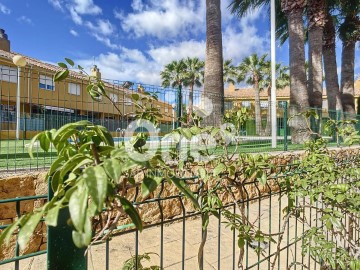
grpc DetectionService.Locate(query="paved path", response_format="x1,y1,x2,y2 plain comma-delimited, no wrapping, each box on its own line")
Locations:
1,195,321,270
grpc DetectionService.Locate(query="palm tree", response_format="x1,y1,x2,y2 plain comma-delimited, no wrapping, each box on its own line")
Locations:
323,5,343,114
307,0,326,110
261,62,290,135
204,0,224,126
223,59,238,84
238,54,268,135
339,1,360,116
281,0,311,143
183,57,204,122
160,60,187,124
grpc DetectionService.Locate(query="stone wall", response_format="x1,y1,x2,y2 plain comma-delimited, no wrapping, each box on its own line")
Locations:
0,171,48,261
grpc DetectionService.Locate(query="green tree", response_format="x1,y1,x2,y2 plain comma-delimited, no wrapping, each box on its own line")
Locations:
223,59,238,84
237,53,268,135
204,0,224,126
183,57,204,122
160,60,187,122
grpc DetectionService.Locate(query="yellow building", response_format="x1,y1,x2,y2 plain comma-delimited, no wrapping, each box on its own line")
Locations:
225,82,360,113
0,29,172,139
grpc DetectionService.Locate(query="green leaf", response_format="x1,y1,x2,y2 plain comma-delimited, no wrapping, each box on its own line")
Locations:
57,62,68,69
169,177,199,209
119,197,143,231
72,216,92,248
213,163,226,176
54,69,69,82
18,211,43,250
131,93,139,101
198,167,207,180
39,133,50,152
45,198,65,227
28,132,43,158
259,172,267,185
141,176,163,198
84,166,108,211
69,183,88,232
180,128,192,140
65,58,75,67
0,218,23,245
103,159,122,183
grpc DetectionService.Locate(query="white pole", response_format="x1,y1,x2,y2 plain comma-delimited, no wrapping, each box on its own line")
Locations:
271,0,277,148
16,66,21,140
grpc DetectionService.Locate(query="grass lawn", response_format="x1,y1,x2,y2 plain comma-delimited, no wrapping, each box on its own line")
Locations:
0,138,340,172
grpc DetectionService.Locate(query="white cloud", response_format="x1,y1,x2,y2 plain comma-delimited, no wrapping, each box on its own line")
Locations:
48,0,64,11
117,0,205,39
17,16,33,25
0,3,10,14
70,0,101,15
69,7,83,24
149,40,205,67
70,29,79,36
92,34,120,50
85,19,115,36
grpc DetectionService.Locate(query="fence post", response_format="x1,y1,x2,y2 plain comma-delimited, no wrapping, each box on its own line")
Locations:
177,85,182,128
283,102,288,151
47,178,87,270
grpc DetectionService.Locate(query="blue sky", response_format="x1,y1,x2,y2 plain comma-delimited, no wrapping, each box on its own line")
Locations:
0,0,358,86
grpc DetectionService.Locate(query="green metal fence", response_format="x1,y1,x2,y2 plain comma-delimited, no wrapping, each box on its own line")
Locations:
1,158,359,269
1,64,359,172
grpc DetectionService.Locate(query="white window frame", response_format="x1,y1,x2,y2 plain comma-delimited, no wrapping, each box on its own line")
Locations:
241,101,251,108
260,101,269,108
39,75,55,91
68,83,81,96
0,65,17,83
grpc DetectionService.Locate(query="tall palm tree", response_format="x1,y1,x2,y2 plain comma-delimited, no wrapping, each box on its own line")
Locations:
323,5,343,114
238,54,268,135
204,0,224,126
339,0,360,116
183,57,205,121
160,60,187,123
261,62,290,135
223,59,238,85
281,0,311,143
307,0,326,109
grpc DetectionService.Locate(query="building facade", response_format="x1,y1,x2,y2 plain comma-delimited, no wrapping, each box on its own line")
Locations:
0,29,173,139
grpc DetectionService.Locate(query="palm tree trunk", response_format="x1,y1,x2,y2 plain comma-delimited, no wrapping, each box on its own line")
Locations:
323,11,342,115
282,1,311,144
307,0,325,110
308,30,324,109
204,0,224,126
254,81,262,135
341,40,356,116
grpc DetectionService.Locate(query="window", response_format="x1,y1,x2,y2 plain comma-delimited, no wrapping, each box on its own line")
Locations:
39,75,54,91
125,98,132,106
241,101,251,108
0,65,17,83
225,101,233,110
260,101,269,108
68,83,81,96
165,108,169,113
278,101,288,108
109,93,118,103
